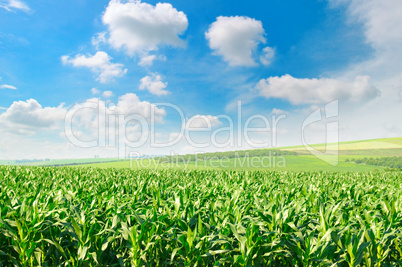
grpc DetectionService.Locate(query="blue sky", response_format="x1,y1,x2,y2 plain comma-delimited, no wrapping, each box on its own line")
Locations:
0,0,401,159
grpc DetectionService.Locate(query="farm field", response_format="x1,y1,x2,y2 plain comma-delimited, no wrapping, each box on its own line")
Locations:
0,166,401,266
1,138,398,172
75,138,402,172
77,155,388,172
3,0,402,265
281,137,402,154
1,158,124,167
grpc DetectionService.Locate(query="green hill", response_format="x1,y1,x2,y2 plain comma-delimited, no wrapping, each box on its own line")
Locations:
74,137,402,172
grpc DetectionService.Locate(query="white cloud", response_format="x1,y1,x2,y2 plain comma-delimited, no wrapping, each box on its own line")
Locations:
139,55,156,67
205,16,274,66
0,0,30,12
60,95,165,155
138,54,166,67
0,84,17,90
103,90,113,98
102,0,188,56
0,93,173,158
327,0,402,81
330,0,402,53
271,108,287,115
61,51,127,83
185,115,222,130
139,73,170,96
256,74,379,105
91,32,107,49
113,93,166,122
0,93,166,139
67,93,166,138
0,99,66,131
248,0,401,144
316,0,402,140
91,88,100,95
260,46,275,66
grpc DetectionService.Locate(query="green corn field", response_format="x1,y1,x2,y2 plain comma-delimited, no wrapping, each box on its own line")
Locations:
0,166,401,266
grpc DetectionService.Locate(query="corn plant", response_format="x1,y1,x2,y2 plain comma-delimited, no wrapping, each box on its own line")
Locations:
0,166,401,266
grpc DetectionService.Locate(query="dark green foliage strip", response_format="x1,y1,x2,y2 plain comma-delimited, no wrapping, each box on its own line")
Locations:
346,156,402,169
0,166,401,266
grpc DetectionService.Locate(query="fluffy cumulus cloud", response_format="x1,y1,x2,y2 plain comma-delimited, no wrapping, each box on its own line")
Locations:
0,0,30,12
139,73,170,96
205,16,274,66
102,0,188,56
0,93,166,140
185,115,221,130
0,99,66,135
66,93,166,137
256,74,379,105
0,84,17,90
102,90,113,98
112,93,166,122
61,51,127,83
257,0,402,143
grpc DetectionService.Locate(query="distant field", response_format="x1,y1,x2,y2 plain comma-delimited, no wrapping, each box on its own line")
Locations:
2,158,124,166
76,137,401,171
281,137,402,150
2,137,400,171
76,155,386,172
282,137,402,155
0,160,14,165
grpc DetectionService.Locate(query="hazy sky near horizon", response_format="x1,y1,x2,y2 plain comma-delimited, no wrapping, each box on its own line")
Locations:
0,0,401,159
